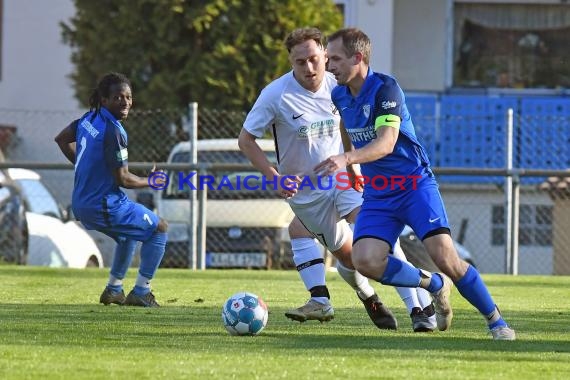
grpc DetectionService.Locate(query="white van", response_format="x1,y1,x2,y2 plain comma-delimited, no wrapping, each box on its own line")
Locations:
153,139,294,268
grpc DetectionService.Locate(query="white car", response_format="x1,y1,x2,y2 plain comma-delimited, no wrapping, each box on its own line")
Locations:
7,168,103,268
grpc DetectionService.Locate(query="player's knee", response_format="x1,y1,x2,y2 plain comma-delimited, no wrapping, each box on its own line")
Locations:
352,240,388,273
332,242,354,269
157,218,168,233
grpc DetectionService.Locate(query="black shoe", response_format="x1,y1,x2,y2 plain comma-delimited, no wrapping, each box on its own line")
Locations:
423,303,435,318
361,294,398,330
124,290,160,307
99,287,126,305
410,307,436,332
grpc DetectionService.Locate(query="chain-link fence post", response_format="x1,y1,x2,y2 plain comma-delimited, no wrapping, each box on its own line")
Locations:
187,102,198,269
505,108,520,275
197,165,207,270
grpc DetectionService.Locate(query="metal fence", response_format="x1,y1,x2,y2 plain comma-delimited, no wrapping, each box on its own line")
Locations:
0,97,569,275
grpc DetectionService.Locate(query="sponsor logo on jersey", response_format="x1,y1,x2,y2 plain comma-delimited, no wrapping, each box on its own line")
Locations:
297,119,337,139
382,100,397,109
80,119,99,138
347,125,376,142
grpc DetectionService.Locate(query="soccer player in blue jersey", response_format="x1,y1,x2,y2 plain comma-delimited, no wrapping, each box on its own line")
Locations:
55,72,168,307
316,28,516,340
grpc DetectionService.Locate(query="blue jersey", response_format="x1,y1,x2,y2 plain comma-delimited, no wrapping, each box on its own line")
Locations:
332,70,432,198
72,107,129,212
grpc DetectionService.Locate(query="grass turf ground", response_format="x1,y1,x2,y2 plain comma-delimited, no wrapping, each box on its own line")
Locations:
0,267,569,379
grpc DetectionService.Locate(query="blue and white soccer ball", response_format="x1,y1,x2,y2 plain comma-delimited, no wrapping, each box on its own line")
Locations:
222,292,268,336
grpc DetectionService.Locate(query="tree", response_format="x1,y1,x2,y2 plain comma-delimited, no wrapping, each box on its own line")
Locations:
61,0,341,161
61,0,343,111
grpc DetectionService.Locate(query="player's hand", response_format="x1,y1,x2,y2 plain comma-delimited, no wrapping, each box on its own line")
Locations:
149,163,167,186
277,174,301,199
346,164,364,192
314,154,348,176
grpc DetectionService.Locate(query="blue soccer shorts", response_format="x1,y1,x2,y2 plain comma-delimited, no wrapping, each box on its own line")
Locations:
354,176,449,249
76,199,160,243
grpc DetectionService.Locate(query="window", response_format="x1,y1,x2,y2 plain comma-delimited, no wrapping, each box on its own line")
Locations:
453,2,570,89
491,204,553,246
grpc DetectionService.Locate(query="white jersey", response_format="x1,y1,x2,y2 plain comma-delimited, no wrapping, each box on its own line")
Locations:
243,71,342,204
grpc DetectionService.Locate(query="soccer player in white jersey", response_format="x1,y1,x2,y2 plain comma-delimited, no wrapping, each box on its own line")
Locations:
238,27,436,331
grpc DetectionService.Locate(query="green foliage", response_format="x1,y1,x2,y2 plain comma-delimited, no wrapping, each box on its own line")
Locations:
61,0,343,111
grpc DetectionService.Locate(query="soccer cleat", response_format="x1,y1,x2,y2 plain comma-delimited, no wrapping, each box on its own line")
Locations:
361,294,398,330
430,273,453,331
284,299,334,323
99,287,126,306
490,325,516,341
124,290,160,307
410,307,435,332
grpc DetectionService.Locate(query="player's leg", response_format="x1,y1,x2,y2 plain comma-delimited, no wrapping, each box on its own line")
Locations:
350,204,452,331
337,189,397,329
100,236,137,305
410,180,515,340
332,227,397,330
285,216,334,322
392,239,436,332
125,216,168,307
423,233,515,340
104,200,168,307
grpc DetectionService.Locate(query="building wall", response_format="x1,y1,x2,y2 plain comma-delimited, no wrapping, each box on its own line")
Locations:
0,0,80,165
0,0,78,111
392,0,448,91
341,0,395,74
442,188,554,274
553,197,570,275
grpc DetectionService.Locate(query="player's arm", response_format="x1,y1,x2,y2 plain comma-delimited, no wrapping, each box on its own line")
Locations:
339,120,363,190
238,128,298,198
315,119,399,175
345,121,399,165
238,128,279,179
113,165,156,189
105,124,161,189
54,120,78,164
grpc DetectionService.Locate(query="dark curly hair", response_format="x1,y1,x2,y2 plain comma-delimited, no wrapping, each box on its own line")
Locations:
88,72,131,111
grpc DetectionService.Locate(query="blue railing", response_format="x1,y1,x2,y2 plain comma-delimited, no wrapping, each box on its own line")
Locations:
406,94,570,184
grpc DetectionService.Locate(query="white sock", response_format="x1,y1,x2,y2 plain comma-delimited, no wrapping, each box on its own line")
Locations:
135,274,151,290
336,261,375,301
416,287,433,309
108,275,122,287
292,238,329,305
393,239,421,313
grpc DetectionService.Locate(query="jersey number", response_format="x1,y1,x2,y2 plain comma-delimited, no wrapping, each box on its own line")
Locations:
143,213,154,225
75,136,87,170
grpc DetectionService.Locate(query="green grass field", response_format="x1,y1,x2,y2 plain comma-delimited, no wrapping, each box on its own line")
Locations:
1,267,569,379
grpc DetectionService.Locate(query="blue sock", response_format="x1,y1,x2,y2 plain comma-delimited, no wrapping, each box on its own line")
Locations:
138,232,167,282
426,273,443,293
107,284,123,293
380,255,422,287
455,265,506,328
109,238,138,283
133,285,150,296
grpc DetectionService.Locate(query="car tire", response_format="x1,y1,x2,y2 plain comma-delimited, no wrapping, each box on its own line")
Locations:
86,256,100,268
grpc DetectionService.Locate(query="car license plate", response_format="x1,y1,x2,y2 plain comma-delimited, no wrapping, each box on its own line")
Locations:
209,253,267,268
